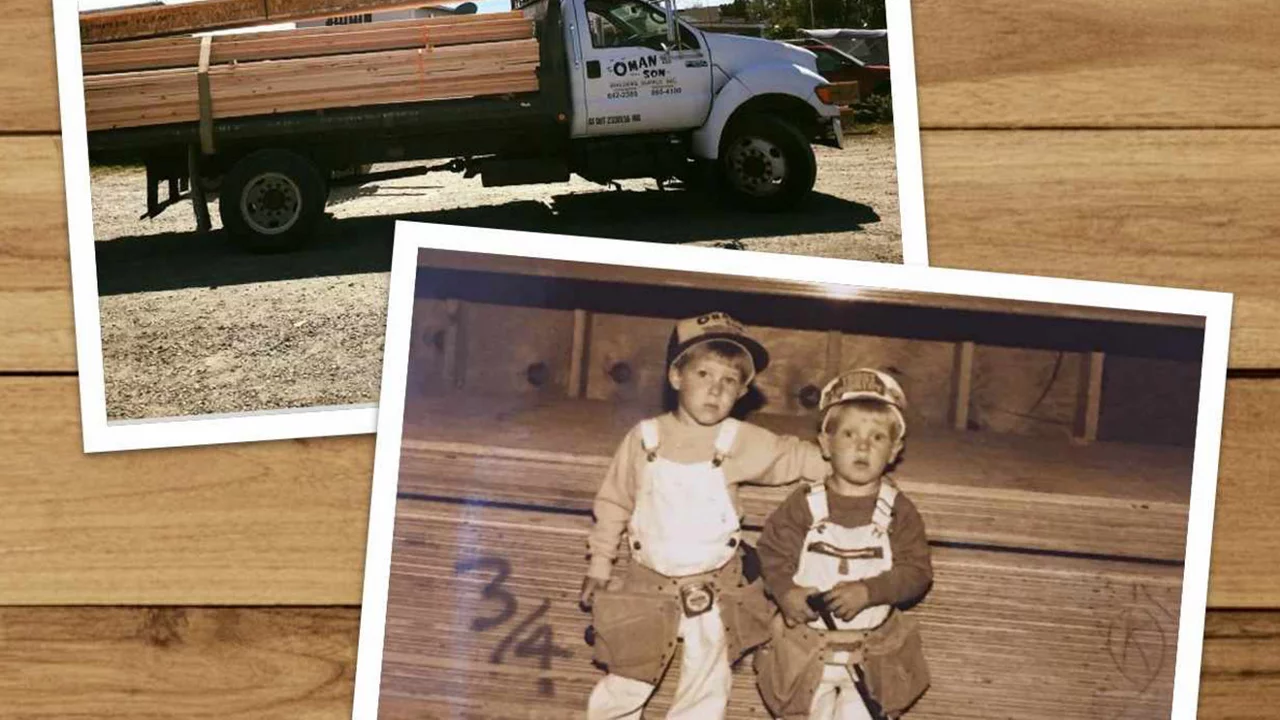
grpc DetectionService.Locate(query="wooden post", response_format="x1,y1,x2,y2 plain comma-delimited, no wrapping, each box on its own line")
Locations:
1074,351,1106,443
567,310,590,399
443,300,466,390
951,341,975,431
825,330,843,376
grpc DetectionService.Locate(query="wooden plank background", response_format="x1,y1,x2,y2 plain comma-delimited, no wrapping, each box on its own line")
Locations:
1,0,1278,716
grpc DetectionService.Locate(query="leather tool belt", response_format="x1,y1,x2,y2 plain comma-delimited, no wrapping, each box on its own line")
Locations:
755,609,930,719
589,549,773,684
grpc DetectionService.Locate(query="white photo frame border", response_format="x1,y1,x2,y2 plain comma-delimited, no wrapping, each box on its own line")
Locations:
53,0,928,452
354,220,1230,720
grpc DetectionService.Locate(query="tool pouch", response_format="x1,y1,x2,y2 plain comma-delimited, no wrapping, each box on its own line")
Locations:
860,610,930,717
719,577,774,660
754,613,825,719
591,589,681,684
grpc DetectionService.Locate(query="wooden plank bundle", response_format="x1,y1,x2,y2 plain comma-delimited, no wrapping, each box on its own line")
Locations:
81,12,533,74
81,13,539,132
79,0,438,45
379,499,1180,719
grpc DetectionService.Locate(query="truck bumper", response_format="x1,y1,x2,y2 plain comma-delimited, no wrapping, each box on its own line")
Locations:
815,116,844,150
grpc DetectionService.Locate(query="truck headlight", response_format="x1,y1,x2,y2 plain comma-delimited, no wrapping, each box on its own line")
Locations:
814,85,835,105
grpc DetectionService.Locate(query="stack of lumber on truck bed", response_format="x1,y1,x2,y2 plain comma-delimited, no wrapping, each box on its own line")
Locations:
81,11,539,132
80,0,441,45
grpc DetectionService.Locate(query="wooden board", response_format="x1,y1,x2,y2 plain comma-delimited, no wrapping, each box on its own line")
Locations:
0,606,360,719
0,137,74,373
0,376,373,605
922,129,1280,369
0,605,1269,718
395,395,1193,561
912,0,1280,129
78,0,437,45
378,499,1182,719
80,0,267,46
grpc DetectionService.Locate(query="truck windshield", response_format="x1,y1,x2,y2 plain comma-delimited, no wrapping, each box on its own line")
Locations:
584,0,697,51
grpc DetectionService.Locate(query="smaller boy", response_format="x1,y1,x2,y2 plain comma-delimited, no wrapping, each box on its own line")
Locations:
582,311,828,720
755,368,932,720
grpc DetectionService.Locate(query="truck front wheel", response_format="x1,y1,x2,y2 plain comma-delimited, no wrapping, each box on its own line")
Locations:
219,149,326,253
718,115,817,211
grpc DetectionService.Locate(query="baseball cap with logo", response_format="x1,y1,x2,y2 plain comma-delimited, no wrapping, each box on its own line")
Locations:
818,368,907,435
669,311,769,383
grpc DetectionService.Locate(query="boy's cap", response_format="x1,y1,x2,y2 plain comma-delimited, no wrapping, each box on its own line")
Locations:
819,368,907,426
669,311,769,381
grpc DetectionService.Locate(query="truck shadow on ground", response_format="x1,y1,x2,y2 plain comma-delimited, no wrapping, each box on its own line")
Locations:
96,188,879,296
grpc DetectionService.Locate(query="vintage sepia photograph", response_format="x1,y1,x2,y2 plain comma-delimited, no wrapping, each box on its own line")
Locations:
54,0,925,450
353,224,1230,719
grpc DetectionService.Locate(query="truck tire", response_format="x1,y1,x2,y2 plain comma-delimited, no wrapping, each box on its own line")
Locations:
718,115,817,212
219,149,326,253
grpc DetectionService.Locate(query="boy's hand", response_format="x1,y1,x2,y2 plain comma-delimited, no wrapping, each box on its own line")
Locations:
580,575,608,610
779,586,821,627
824,581,871,621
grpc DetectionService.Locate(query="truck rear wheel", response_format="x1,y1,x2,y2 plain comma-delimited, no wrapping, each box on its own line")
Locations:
718,115,817,211
219,149,326,253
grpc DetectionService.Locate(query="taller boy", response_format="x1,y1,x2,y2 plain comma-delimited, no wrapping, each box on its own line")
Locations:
582,312,828,719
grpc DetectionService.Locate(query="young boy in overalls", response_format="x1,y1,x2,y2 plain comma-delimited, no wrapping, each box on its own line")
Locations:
581,311,829,720
755,369,933,720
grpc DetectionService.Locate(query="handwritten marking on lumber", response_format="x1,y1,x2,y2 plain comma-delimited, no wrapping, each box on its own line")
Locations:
1094,583,1176,718
454,556,574,697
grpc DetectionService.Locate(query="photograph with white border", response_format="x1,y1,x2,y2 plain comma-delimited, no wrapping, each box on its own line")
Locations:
353,221,1230,719
54,0,927,452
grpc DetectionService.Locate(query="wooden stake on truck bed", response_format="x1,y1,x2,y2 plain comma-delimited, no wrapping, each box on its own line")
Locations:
197,36,215,155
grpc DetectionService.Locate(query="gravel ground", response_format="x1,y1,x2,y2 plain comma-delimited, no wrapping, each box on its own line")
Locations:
95,130,901,420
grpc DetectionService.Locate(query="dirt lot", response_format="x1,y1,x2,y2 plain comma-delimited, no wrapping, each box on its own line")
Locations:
95,131,901,420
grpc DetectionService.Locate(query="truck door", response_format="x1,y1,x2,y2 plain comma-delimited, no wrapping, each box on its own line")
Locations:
569,0,712,136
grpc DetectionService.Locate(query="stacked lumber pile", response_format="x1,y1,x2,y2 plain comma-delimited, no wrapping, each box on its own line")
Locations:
80,0,440,45
81,11,539,132
379,500,1181,719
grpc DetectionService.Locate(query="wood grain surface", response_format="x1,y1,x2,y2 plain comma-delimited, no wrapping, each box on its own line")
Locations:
1,0,1278,716
379,501,1183,718
0,607,1271,719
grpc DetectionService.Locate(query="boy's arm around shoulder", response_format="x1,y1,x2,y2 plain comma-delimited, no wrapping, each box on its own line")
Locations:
863,490,934,607
730,422,828,487
585,424,644,581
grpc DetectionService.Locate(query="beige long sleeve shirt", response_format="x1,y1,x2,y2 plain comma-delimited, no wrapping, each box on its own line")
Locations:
586,414,828,580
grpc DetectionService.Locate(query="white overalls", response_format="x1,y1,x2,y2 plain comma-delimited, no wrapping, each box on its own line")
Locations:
793,481,898,720
587,418,743,720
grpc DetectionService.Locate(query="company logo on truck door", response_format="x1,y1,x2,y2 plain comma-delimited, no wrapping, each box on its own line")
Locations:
612,55,663,78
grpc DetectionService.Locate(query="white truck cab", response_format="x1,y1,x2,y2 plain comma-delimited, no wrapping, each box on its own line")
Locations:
560,0,844,206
